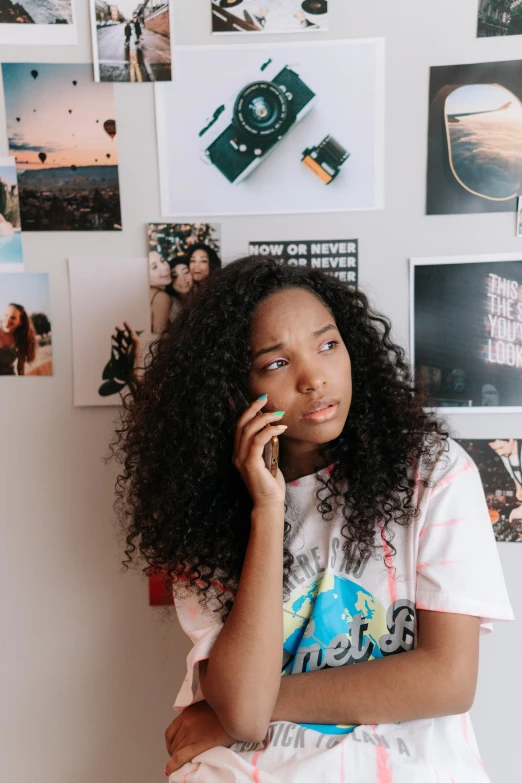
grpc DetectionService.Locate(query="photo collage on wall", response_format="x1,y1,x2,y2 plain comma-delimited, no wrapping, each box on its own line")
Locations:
1,3,521,612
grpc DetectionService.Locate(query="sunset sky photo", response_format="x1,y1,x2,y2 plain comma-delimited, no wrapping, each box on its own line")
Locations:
2,63,118,172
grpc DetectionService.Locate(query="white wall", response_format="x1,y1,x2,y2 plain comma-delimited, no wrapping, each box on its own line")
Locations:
1,1,520,781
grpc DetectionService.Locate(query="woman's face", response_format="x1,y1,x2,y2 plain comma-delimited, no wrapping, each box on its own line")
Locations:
149,252,171,288
3,305,21,332
172,263,193,295
189,249,210,282
248,288,352,448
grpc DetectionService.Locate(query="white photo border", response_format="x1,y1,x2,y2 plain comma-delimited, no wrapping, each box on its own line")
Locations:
0,0,77,45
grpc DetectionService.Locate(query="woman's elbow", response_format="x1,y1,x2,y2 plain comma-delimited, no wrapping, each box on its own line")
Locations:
443,663,477,716
222,709,270,744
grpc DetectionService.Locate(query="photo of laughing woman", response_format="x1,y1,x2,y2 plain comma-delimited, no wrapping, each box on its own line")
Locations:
185,242,222,288
0,303,36,375
113,257,513,783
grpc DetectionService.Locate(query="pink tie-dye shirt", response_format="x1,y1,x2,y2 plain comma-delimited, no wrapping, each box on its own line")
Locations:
170,438,514,783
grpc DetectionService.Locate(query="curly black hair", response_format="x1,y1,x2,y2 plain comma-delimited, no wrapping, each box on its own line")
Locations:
112,256,448,621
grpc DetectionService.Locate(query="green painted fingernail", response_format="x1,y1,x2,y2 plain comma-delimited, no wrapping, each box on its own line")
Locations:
274,411,285,416
257,393,268,401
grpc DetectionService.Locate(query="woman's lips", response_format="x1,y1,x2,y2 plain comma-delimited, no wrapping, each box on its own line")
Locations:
301,402,339,423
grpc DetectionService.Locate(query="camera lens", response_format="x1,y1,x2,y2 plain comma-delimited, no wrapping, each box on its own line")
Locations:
234,81,290,138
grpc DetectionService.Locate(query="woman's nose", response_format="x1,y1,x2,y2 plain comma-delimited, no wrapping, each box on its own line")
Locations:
296,366,326,394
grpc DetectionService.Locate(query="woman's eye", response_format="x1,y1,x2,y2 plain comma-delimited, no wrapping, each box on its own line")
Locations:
319,340,339,352
264,359,287,371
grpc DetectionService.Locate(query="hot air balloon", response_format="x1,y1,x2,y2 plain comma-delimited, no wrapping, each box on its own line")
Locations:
72,80,77,86
106,153,111,159
68,109,72,114
94,159,98,162
38,152,47,164
16,117,20,122
103,119,116,140
96,120,99,123
31,69,38,79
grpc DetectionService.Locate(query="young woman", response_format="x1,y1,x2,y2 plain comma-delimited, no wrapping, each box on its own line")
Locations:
185,243,222,287
114,257,513,783
149,251,173,334
0,303,36,375
169,261,194,321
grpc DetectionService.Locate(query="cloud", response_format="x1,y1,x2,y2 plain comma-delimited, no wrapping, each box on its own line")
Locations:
8,135,62,153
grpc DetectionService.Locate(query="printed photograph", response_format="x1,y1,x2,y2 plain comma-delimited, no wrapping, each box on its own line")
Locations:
2,63,122,231
91,0,172,83
0,0,76,45
411,254,522,410
155,39,385,217
0,273,52,376
211,0,328,35
427,60,522,215
458,438,522,542
248,238,357,286
148,222,221,333
0,157,23,271
68,257,150,407
477,1,522,37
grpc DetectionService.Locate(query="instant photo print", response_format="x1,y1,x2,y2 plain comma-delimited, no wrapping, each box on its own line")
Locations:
199,58,317,184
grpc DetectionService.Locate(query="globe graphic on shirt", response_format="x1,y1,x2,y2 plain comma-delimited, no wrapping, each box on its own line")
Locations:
282,572,388,734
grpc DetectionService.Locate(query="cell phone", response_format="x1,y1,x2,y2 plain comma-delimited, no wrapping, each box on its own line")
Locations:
237,391,279,477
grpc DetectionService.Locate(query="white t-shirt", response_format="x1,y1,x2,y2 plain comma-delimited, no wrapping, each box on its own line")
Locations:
170,438,514,782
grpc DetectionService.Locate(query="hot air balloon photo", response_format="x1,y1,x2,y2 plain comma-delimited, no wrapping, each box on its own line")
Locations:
90,0,173,83
1,63,121,231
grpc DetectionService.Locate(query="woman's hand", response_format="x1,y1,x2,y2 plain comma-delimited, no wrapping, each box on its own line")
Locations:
164,701,236,775
232,395,287,510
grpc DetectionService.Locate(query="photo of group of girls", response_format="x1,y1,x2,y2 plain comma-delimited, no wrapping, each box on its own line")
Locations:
147,222,221,333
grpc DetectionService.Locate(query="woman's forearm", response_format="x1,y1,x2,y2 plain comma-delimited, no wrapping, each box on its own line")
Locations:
203,505,285,742
271,649,471,727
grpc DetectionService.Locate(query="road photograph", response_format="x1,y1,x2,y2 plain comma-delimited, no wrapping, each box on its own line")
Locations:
92,0,172,82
